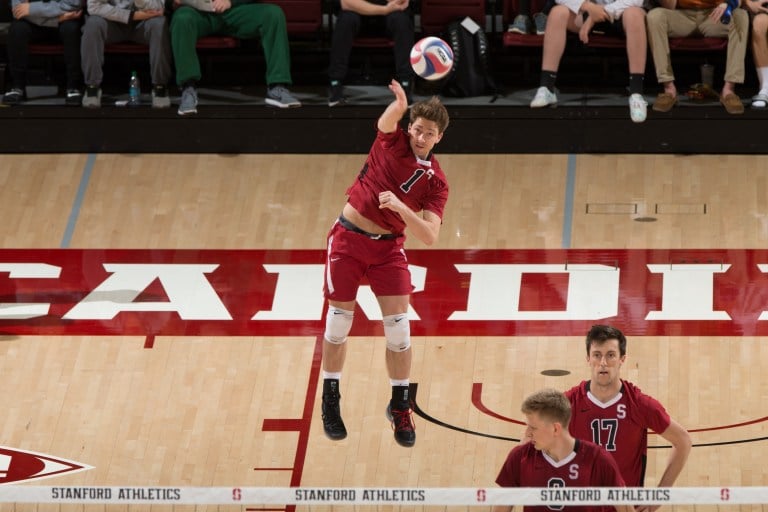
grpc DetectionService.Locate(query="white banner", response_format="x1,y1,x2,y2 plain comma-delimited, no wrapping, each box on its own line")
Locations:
0,487,762,506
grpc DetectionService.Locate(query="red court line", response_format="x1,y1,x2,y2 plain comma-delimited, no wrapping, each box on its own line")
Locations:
143,335,155,349
472,382,768,433
247,335,322,512
687,417,768,433
471,383,525,425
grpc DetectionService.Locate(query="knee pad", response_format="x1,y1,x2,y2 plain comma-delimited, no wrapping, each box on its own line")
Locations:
324,306,354,344
383,313,410,352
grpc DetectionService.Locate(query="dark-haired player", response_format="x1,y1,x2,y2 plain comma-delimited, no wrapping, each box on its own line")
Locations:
320,79,450,447
565,324,692,512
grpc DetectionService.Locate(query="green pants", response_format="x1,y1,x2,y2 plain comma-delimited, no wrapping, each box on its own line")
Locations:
171,3,292,86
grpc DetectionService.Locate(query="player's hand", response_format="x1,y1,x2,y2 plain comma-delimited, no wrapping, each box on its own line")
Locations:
386,0,408,11
58,9,82,21
212,0,231,12
378,190,406,214
579,15,594,43
585,3,609,22
133,8,163,19
709,2,728,20
388,79,408,110
12,2,30,19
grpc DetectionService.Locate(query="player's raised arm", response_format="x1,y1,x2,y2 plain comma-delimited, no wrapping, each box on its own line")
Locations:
377,79,409,133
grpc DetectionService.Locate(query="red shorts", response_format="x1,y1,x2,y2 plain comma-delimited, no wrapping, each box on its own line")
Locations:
323,220,413,302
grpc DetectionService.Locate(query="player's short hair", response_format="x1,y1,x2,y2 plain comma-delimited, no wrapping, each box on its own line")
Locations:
585,324,627,356
521,388,571,427
410,96,450,134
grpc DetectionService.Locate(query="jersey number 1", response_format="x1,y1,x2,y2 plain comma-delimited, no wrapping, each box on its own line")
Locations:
400,169,427,193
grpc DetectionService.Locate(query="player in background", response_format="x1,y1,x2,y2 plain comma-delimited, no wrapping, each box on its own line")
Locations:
494,388,633,512
320,79,450,447
565,324,692,511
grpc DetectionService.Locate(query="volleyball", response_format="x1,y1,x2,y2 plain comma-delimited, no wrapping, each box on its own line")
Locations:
410,37,454,81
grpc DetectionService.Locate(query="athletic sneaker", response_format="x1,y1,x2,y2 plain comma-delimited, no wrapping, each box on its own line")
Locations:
82,85,101,108
629,93,648,123
530,86,557,108
386,401,415,447
65,89,82,107
328,82,345,107
751,92,768,109
508,14,532,34
3,88,25,105
533,12,548,35
178,85,198,116
265,85,301,108
151,85,171,109
321,389,348,440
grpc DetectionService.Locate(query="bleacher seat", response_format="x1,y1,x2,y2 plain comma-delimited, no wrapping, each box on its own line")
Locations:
265,0,324,40
419,0,486,36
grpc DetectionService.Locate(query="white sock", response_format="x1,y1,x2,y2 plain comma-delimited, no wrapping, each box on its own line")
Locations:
390,378,409,387
323,371,342,380
758,67,768,92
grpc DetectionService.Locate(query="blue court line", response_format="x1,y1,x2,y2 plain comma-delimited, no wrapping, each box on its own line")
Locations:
561,154,577,249
61,153,96,249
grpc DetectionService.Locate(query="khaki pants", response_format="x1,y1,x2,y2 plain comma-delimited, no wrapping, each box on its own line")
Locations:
646,7,748,84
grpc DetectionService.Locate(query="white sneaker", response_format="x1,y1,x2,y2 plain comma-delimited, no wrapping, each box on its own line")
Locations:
751,91,768,109
629,93,648,123
530,86,557,108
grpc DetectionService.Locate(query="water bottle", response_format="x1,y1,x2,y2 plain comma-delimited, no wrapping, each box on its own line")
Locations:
720,0,738,24
128,70,140,106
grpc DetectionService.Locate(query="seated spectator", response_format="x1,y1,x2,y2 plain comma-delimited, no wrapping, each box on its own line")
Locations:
328,0,414,107
3,0,84,105
530,0,649,122
647,0,748,114
80,0,172,108
746,0,768,108
508,0,552,36
170,0,301,116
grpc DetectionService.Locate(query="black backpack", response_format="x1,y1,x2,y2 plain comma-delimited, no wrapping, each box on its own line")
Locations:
441,19,498,98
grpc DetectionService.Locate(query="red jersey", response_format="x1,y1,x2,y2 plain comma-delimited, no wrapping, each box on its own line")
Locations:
565,380,671,487
345,127,449,234
496,439,625,512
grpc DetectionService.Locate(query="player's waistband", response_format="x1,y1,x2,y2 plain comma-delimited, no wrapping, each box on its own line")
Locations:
338,214,401,240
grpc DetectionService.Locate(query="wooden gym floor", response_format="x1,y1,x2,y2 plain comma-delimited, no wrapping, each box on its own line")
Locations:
1,153,768,511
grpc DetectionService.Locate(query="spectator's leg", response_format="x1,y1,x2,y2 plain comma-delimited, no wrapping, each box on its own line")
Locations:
752,13,768,94
385,10,415,84
136,16,172,86
59,18,83,90
723,8,748,89
646,8,696,91
81,16,121,86
540,5,573,75
622,6,647,77
171,6,215,86
224,3,293,85
328,10,362,84
6,19,36,90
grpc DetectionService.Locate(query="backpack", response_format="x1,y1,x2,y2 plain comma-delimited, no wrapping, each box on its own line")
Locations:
441,18,498,98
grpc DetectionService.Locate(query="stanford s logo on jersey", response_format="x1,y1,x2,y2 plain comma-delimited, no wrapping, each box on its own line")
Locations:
0,446,92,484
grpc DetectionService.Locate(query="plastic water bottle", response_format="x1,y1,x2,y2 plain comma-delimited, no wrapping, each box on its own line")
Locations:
720,0,738,24
128,70,140,106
